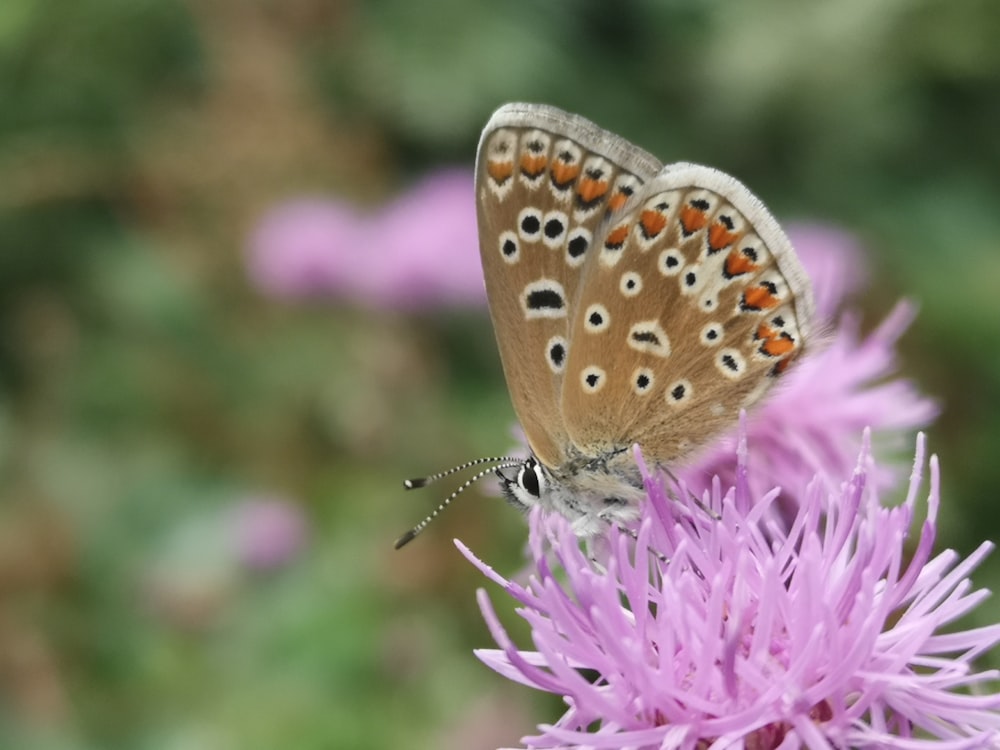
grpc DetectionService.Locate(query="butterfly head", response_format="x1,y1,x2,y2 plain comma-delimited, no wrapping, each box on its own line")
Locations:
396,449,646,548
497,449,647,536
495,455,548,511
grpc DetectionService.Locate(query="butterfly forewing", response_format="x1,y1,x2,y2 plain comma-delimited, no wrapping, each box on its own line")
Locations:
560,164,814,464
475,104,661,468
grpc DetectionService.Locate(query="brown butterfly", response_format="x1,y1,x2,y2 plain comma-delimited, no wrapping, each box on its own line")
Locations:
396,103,813,547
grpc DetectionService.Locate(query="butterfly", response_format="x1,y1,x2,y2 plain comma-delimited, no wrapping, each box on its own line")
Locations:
396,103,814,547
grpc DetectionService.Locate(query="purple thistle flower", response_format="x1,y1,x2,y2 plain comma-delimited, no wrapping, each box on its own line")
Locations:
246,169,484,309
459,428,1000,748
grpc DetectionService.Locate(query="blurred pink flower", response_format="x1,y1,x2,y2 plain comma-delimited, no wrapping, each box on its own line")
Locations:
233,496,307,571
785,222,867,323
247,200,365,298
247,169,484,309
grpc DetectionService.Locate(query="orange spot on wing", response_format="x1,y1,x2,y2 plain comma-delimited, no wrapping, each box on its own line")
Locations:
577,177,609,205
742,285,779,310
755,322,776,341
520,154,547,178
760,320,799,370
551,162,581,188
640,210,667,238
761,334,796,357
725,249,758,277
608,191,629,211
771,357,793,376
605,224,630,248
487,160,513,184
708,222,738,252
679,205,708,235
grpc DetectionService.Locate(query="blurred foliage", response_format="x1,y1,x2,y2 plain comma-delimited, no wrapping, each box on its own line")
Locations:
0,0,998,748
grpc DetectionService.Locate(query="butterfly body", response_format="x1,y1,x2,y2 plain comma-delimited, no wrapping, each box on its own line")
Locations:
474,103,815,534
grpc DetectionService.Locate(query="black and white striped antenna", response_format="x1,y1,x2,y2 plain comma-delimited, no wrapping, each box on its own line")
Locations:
395,456,521,549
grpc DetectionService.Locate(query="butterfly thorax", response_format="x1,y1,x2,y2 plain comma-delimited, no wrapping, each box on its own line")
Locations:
497,450,646,536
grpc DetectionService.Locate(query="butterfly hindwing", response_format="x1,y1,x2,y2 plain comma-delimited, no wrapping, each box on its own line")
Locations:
475,104,661,468
560,164,815,464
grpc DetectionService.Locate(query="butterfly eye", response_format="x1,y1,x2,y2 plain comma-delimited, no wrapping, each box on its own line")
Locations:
518,458,544,498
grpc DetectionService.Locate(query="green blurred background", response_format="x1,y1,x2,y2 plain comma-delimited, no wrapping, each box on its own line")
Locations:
1,1,999,748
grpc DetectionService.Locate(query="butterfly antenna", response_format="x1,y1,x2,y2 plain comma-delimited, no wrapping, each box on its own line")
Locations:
395,461,521,549
403,456,520,489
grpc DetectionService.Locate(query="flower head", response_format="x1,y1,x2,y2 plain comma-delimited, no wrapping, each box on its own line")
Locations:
246,169,483,309
460,428,1000,748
